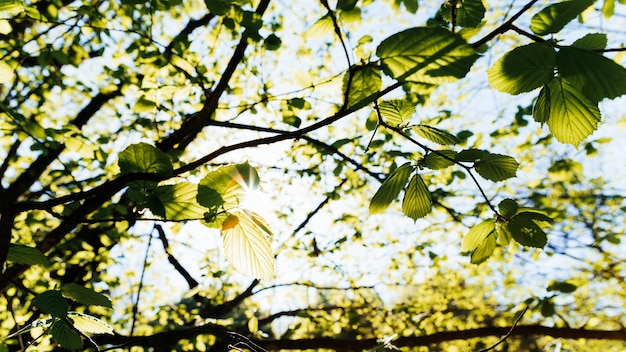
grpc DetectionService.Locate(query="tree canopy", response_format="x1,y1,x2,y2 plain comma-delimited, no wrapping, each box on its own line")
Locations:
1,0,626,351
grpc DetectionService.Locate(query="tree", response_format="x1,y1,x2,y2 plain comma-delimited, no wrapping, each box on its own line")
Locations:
1,0,626,350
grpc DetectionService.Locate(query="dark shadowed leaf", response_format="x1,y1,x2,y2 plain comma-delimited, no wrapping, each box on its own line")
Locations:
498,198,518,218
7,244,50,266
439,0,486,28
508,213,549,248
557,46,626,102
547,281,578,293
33,290,68,318
533,84,551,124
50,319,83,352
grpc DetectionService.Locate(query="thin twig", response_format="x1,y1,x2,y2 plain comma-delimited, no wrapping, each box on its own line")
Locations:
129,233,153,337
155,225,199,290
479,305,529,352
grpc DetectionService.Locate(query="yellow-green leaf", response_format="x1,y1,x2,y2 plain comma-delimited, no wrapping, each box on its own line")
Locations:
401,174,431,220
343,64,381,109
546,77,601,145
487,43,556,95
221,209,274,280
462,219,495,252
530,0,595,36
67,312,113,335
369,163,413,214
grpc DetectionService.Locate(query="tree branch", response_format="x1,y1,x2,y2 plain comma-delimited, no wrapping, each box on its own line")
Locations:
471,0,541,49
155,225,199,290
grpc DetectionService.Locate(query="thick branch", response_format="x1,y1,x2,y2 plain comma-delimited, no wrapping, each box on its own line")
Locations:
92,324,626,351
156,0,272,152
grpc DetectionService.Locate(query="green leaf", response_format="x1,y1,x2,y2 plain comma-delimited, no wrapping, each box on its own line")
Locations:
572,33,607,50
495,221,512,245
61,284,112,308
0,61,12,83
221,209,274,280
306,15,334,39
7,244,50,266
133,97,157,113
413,125,460,145
557,46,626,102
33,290,68,318
530,0,595,35
487,43,556,95
461,219,495,252
402,174,431,220
67,312,114,335
546,77,601,145
422,150,457,170
455,148,485,162
462,219,496,264
475,153,519,182
439,0,486,28
343,64,381,109
198,163,259,210
153,182,208,220
471,232,496,264
508,213,549,248
263,33,282,50
50,319,83,351
118,143,173,176
498,199,518,218
0,0,25,15
547,281,578,293
376,27,477,83
378,99,415,126
204,0,232,15
533,84,551,124
369,163,413,214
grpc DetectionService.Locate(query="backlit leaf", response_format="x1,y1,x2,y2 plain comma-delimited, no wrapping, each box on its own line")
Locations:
475,153,519,182
7,243,50,266
61,284,112,308
118,142,173,176
401,174,431,220
572,33,607,50
152,183,207,220
533,84,551,124
50,319,83,352
461,219,495,252
198,163,259,210
557,46,626,102
376,27,477,83
422,150,457,170
378,99,415,126
413,125,460,145
0,61,12,83
369,163,413,214
498,199,518,218
33,290,68,318
221,209,274,280
471,232,496,264
546,77,601,145
530,0,595,36
487,43,556,95
343,64,381,109
0,0,24,15
67,312,114,335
